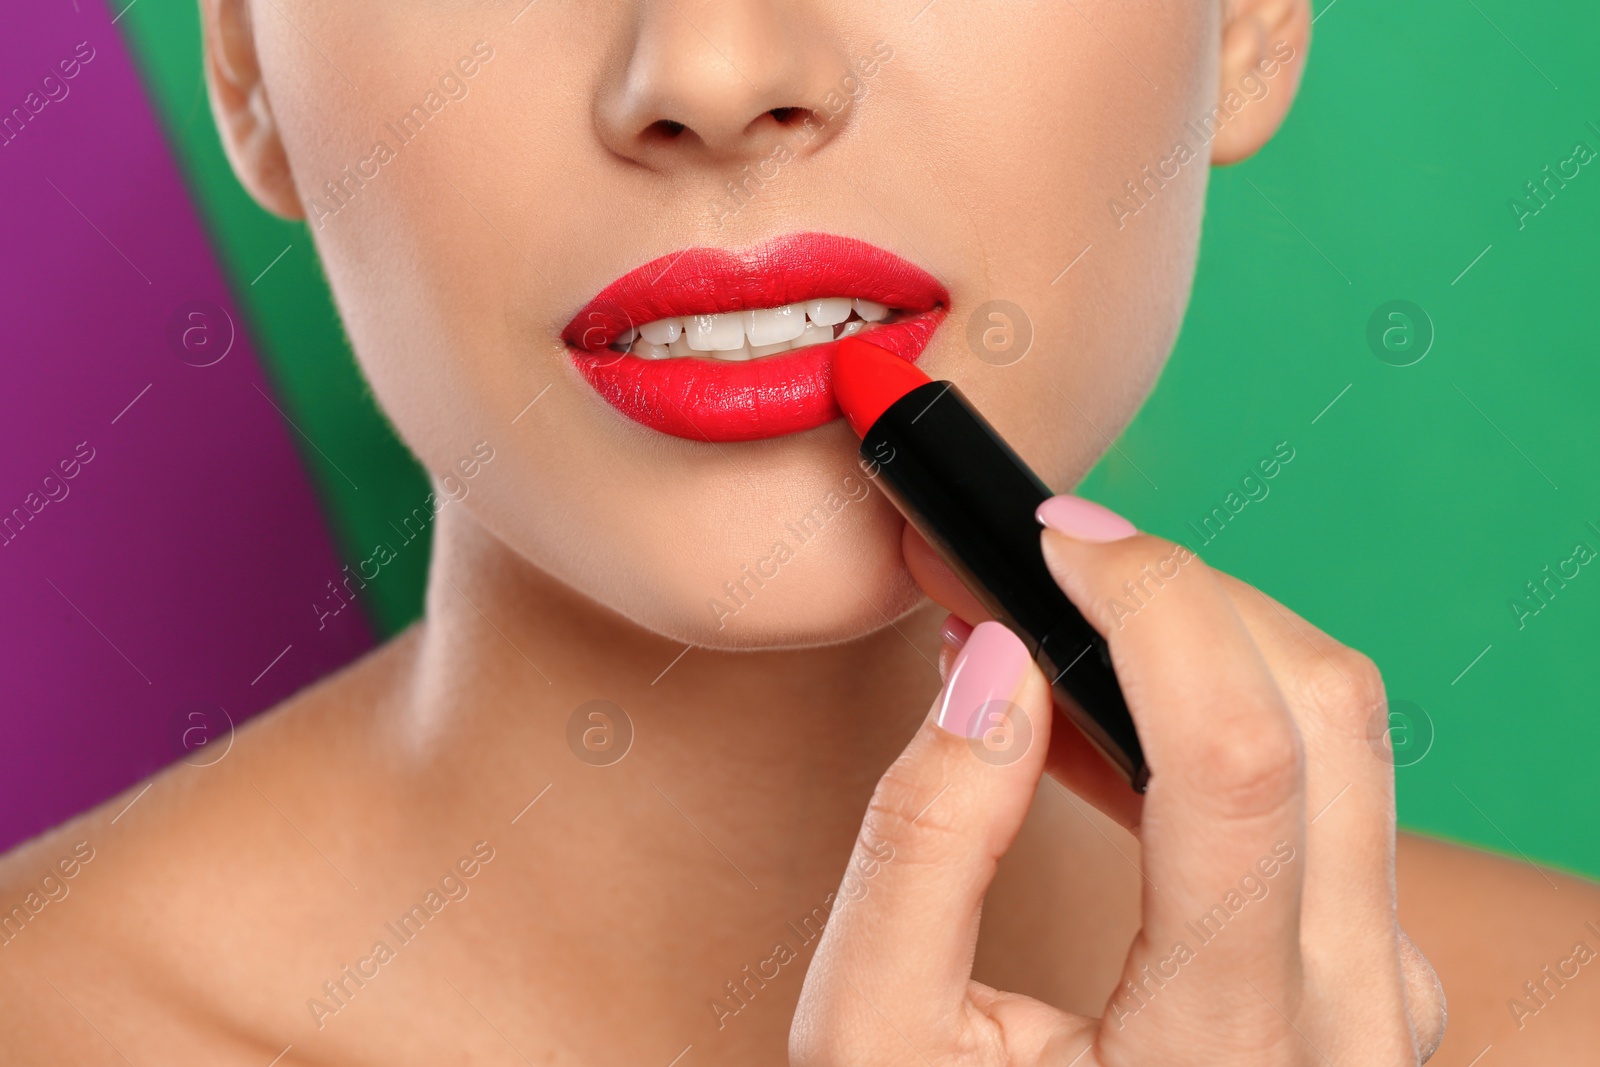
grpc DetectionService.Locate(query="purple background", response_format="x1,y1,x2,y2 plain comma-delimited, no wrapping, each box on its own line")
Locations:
0,1,371,851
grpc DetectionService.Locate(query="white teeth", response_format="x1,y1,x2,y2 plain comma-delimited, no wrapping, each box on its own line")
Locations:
613,298,901,360
745,303,806,347
791,323,834,349
639,318,681,344
853,299,889,322
630,339,673,360
805,297,852,327
686,312,746,351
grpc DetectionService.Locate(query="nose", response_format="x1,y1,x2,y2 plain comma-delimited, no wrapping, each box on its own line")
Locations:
595,1,853,167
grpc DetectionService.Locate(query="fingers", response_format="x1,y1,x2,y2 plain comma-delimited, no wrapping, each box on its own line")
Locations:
1217,574,1442,1059
1399,927,1448,1061
917,525,1144,827
1035,506,1308,1024
1216,574,1392,847
792,622,1053,1061
937,613,974,682
1216,574,1395,907
902,523,991,627
940,616,1141,829
898,495,1436,1062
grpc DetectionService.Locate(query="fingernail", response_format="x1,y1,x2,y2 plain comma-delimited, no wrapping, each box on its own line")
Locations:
939,613,974,650
1035,494,1137,542
935,621,1031,739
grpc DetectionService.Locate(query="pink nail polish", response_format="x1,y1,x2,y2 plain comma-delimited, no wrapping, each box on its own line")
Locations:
935,621,1031,739
939,614,974,650
1035,495,1136,542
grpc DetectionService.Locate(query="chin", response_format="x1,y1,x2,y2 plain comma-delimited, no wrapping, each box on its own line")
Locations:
624,504,928,652
697,568,928,652
678,565,928,652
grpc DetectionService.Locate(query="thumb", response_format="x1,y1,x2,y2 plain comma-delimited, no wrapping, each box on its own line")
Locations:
793,622,1052,1059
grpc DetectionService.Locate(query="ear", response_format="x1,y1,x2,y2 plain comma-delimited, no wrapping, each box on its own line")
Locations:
201,0,304,219
1209,0,1312,165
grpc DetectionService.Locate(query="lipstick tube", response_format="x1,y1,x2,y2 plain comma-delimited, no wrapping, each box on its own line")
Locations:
842,348,1148,791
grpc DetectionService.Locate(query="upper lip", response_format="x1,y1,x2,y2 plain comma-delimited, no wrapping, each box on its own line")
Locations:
560,232,948,351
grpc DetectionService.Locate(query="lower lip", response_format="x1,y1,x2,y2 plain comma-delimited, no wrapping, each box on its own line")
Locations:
570,309,944,443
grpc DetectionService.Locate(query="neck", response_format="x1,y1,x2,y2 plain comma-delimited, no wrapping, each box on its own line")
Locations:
373,497,944,1049
389,495,942,877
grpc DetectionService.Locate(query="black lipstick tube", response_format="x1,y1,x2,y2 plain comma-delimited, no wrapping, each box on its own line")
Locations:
860,380,1147,791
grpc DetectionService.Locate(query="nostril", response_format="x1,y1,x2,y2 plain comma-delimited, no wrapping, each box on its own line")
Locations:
646,119,687,140
630,108,821,153
767,107,812,127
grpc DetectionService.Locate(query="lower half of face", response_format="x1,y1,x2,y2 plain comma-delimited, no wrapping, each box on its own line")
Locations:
259,0,1218,648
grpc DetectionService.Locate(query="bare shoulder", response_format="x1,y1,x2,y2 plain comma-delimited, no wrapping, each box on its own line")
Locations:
1397,830,1600,1064
0,626,421,1064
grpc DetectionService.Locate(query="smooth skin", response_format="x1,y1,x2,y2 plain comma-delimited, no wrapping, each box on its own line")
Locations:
4,0,1600,1064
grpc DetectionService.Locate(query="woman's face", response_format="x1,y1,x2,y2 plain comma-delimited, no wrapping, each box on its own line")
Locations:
233,1,1246,648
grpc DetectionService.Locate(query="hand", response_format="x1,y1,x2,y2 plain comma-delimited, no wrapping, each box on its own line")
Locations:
790,495,1446,1065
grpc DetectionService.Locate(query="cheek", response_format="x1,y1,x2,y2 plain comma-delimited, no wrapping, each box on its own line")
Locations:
897,8,1217,488
262,6,579,474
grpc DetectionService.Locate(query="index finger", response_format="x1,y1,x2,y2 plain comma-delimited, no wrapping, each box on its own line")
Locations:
1037,519,1308,1026
904,523,1146,825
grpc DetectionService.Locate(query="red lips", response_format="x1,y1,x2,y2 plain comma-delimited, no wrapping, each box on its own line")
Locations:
561,233,947,442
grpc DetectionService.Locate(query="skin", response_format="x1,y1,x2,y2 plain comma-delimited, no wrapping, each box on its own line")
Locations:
2,0,1598,1063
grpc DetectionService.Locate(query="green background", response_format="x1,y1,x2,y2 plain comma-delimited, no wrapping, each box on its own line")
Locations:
120,1,1600,877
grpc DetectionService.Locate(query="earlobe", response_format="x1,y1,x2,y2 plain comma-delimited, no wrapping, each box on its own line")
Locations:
202,0,303,219
1209,0,1312,165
